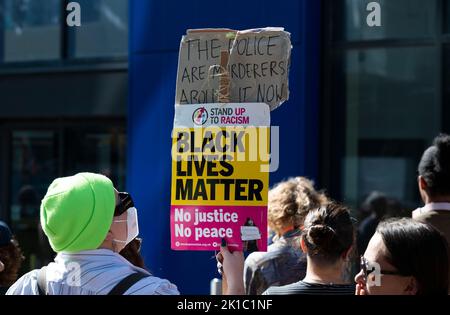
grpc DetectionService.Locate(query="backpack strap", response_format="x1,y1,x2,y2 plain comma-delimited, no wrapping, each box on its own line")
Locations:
37,266,48,296
108,272,150,295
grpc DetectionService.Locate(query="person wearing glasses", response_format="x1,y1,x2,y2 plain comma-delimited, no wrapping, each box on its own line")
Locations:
6,173,179,295
355,218,448,295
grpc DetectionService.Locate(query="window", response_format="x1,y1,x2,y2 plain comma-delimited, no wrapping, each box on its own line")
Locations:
0,0,128,64
64,127,127,189
445,44,450,133
333,0,437,41
335,48,439,206
0,0,61,62
446,0,450,33
10,131,58,270
324,1,446,211
5,122,126,271
68,0,128,58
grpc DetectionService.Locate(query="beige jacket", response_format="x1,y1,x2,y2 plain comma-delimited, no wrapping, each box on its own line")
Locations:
413,203,450,294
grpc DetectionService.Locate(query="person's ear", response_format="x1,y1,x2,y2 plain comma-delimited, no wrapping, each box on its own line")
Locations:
300,236,308,253
418,176,429,203
342,246,353,261
0,260,4,272
418,176,427,191
103,230,114,242
404,277,418,295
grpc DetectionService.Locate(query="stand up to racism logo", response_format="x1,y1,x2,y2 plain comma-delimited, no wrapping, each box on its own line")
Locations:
192,107,208,125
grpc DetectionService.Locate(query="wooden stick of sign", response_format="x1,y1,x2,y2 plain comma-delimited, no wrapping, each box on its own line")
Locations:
219,50,230,295
219,50,230,104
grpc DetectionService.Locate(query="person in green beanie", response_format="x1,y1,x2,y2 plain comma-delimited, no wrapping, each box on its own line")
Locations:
6,173,179,295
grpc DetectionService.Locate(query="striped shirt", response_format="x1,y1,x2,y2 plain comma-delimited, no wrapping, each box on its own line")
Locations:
263,280,355,295
6,249,179,295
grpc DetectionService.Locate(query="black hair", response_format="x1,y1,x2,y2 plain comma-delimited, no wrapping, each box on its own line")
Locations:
0,237,25,286
302,203,354,266
363,191,388,219
418,134,450,197
377,218,449,295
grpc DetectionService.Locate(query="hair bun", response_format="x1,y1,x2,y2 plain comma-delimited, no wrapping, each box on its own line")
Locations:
306,224,336,248
433,134,450,176
302,204,354,264
419,134,450,197
435,134,450,149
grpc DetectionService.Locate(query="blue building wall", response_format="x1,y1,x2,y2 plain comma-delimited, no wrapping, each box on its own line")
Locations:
128,0,321,294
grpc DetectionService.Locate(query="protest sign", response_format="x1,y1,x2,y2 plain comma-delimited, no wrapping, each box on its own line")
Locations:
175,27,291,110
170,103,270,251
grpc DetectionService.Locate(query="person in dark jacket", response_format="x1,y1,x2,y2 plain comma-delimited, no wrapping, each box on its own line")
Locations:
413,134,450,293
0,221,24,295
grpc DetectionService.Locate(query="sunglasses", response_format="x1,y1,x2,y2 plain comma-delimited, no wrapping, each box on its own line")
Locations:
114,192,134,216
360,256,404,280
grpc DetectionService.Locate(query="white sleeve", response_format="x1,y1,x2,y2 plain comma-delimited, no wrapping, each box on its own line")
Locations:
6,270,40,295
154,280,180,295
124,276,180,295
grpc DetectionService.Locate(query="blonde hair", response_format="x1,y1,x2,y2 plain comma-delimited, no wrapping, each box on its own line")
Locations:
268,177,328,235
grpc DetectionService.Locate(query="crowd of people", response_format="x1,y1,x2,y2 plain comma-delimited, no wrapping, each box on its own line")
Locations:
0,133,449,295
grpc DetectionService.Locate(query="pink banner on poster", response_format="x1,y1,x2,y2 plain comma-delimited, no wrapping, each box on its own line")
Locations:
171,205,267,251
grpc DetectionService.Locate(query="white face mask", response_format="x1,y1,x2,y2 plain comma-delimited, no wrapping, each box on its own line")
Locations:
113,207,139,246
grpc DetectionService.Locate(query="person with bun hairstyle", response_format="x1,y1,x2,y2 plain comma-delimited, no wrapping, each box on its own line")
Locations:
263,202,355,295
244,177,328,295
413,134,450,292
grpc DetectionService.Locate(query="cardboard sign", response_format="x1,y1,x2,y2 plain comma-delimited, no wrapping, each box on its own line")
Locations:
175,28,292,110
170,103,269,251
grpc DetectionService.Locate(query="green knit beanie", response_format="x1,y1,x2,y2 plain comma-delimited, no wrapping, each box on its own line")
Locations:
40,173,116,253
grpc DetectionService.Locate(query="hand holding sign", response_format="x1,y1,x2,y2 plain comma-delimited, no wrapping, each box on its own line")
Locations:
219,239,245,295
